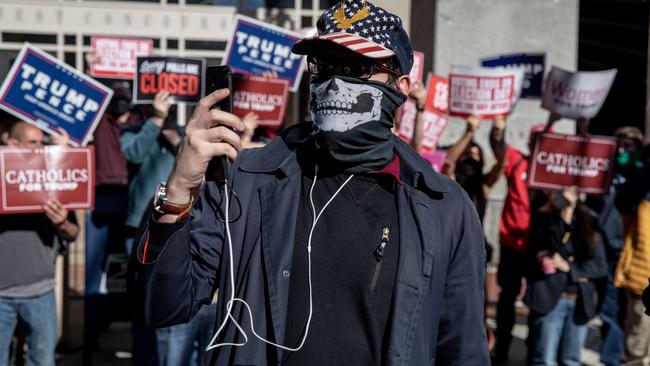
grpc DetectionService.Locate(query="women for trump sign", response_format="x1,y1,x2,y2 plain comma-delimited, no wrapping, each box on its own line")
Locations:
542,66,617,119
0,146,95,214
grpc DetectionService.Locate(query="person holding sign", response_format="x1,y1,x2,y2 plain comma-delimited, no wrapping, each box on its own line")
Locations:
0,120,78,366
129,1,489,365
492,112,559,365
525,187,607,366
442,115,506,221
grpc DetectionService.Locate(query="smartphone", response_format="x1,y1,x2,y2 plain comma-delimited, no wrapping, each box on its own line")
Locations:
204,65,233,184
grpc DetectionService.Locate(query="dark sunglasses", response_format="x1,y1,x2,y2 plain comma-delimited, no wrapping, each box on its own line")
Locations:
307,56,399,80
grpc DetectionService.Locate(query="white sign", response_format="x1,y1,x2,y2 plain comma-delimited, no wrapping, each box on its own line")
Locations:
542,66,617,119
91,37,153,80
448,65,518,118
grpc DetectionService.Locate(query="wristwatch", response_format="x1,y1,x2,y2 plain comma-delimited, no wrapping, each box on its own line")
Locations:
153,181,193,222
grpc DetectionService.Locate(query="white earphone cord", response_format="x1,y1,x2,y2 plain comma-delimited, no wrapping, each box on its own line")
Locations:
206,171,354,352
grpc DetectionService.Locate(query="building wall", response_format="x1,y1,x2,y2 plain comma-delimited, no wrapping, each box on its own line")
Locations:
432,0,580,253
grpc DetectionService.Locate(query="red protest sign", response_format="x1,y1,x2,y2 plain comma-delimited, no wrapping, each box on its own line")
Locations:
232,75,290,127
409,51,425,86
528,133,616,194
396,100,448,154
0,146,95,214
424,74,449,114
420,110,449,153
91,37,153,79
448,65,516,118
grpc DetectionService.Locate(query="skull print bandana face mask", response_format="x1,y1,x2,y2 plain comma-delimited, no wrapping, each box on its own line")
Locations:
309,76,407,174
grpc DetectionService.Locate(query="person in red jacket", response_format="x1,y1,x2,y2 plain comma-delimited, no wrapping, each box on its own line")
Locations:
492,113,559,364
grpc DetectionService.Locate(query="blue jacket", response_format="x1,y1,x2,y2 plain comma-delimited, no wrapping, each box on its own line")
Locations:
129,123,489,366
121,118,177,228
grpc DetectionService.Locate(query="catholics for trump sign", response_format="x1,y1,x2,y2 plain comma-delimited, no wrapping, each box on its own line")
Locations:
223,15,305,92
448,65,517,119
542,66,617,119
0,43,113,147
481,53,545,99
232,74,289,127
91,37,154,79
528,133,617,194
134,56,205,104
0,146,95,214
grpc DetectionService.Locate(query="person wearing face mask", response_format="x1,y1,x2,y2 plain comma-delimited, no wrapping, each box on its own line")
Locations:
128,1,489,365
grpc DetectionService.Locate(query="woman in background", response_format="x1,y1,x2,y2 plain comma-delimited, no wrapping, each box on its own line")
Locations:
526,187,608,366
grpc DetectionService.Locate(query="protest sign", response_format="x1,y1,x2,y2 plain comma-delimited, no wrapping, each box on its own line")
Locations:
528,133,617,194
421,150,448,173
232,74,289,127
397,99,448,153
409,51,425,85
448,65,517,118
424,74,449,114
0,146,95,214
223,15,305,92
542,66,617,119
134,56,205,104
91,37,153,79
0,43,113,147
481,53,545,98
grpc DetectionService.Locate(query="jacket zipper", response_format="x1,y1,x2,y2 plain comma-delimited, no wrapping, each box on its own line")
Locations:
370,227,390,292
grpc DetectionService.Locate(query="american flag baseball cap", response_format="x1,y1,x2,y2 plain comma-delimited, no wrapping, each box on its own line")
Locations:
292,0,414,76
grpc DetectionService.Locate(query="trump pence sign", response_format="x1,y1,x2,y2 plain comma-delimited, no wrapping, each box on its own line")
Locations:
0,43,113,146
528,133,617,194
223,15,305,92
0,146,95,214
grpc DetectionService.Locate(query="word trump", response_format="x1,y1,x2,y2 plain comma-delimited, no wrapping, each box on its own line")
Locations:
5,168,90,193
19,64,99,122
235,32,302,70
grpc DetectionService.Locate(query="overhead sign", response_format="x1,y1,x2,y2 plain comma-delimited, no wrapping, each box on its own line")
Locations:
528,133,617,194
448,65,516,119
0,146,95,214
397,100,449,153
542,66,617,119
232,74,289,127
409,51,426,86
223,15,306,92
0,43,113,147
424,74,449,114
134,56,205,104
481,53,545,98
91,37,154,80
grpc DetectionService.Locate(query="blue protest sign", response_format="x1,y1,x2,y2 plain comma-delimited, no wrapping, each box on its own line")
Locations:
0,43,113,146
481,53,545,99
223,15,306,92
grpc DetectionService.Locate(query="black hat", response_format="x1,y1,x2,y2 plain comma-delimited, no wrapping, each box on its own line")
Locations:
292,0,414,76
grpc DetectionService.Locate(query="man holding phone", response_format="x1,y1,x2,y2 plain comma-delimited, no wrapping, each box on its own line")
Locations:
129,1,489,365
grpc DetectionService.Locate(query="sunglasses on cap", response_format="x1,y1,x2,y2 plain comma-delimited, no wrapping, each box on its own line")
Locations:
307,55,400,80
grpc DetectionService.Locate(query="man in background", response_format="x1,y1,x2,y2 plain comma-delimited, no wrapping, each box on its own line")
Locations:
0,120,79,366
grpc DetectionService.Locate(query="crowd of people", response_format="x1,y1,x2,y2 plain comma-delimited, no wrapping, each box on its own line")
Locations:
1,0,650,365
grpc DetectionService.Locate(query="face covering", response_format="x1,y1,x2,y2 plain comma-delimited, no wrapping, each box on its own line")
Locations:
107,98,130,118
309,75,406,174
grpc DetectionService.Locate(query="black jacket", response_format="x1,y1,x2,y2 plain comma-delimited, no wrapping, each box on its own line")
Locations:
525,211,607,324
128,123,490,366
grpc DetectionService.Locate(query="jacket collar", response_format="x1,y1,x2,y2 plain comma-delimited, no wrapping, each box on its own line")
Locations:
239,122,450,193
